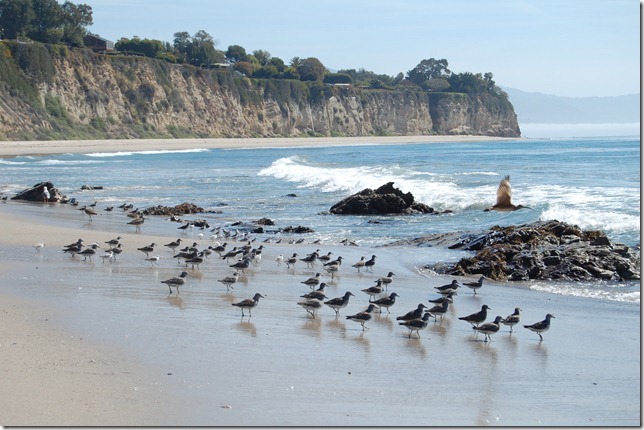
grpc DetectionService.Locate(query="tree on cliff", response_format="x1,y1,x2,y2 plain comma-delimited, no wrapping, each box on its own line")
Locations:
0,0,92,46
407,58,451,87
296,57,326,81
173,30,225,67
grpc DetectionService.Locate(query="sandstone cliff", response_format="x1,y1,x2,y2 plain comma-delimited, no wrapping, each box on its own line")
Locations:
0,42,521,140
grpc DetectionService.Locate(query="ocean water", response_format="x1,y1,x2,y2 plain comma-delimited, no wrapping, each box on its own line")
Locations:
0,136,640,305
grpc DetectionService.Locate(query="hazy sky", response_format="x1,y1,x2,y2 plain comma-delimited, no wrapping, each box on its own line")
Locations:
78,0,640,98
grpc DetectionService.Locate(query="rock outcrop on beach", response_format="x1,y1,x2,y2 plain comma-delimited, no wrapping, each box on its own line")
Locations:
0,42,520,140
400,220,640,282
329,182,448,215
12,181,62,202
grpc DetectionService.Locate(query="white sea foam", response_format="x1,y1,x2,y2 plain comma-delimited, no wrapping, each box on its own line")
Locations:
37,159,108,166
85,148,210,157
530,282,640,303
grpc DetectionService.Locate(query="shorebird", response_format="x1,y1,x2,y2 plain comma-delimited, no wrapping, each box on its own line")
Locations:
128,216,145,232
323,256,343,279
285,253,299,269
426,300,450,322
301,273,322,289
275,254,284,266
463,276,485,295
164,238,182,254
524,313,555,341
300,251,319,268
232,293,265,317
145,255,160,266
63,240,85,257
352,256,366,272
300,283,328,301
230,257,252,274
107,243,123,260
212,242,227,257
105,236,122,246
317,251,333,263
297,299,323,318
428,292,456,305
399,312,433,339
436,279,460,292
346,304,376,331
324,291,354,317
218,272,240,291
371,292,399,313
364,255,377,271
78,243,100,261
161,271,190,294
378,272,396,290
34,242,45,252
396,303,428,322
184,251,205,270
484,175,530,212
137,242,157,257
361,279,384,301
473,316,504,342
458,304,491,327
501,307,522,332
100,250,114,263
79,205,98,222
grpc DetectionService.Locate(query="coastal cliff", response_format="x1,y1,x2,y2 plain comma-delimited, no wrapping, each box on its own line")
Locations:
0,42,521,140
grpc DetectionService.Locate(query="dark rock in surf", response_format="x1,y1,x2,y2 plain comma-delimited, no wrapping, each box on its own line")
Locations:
329,182,447,215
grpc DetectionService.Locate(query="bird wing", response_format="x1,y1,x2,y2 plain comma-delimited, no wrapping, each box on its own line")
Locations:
495,175,513,207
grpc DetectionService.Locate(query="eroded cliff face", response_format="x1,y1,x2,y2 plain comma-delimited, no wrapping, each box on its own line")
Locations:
0,43,520,140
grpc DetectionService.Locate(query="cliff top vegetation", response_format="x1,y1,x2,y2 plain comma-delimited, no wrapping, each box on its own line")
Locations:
0,0,509,101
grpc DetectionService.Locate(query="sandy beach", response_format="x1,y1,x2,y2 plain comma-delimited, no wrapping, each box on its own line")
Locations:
0,136,639,426
0,135,517,157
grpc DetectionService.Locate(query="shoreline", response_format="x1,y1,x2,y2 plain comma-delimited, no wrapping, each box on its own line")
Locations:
0,135,520,157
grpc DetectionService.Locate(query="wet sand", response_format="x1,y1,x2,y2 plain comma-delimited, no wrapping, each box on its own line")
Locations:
0,199,639,426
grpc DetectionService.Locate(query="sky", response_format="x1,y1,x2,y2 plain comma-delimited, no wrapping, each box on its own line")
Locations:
76,0,640,98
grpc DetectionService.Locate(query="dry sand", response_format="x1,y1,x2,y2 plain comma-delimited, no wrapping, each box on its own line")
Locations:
0,135,517,157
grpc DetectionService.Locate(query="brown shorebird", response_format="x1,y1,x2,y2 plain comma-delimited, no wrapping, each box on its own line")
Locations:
218,272,240,291
346,304,377,331
232,293,265,317
484,175,530,211
524,313,555,341
161,271,190,294
128,216,145,232
501,307,522,332
463,276,485,295
473,316,504,342
399,312,433,339
300,283,328,301
458,304,491,327
396,303,428,321
324,291,354,317
371,292,399,313
79,205,98,221
297,299,323,318
426,299,450,322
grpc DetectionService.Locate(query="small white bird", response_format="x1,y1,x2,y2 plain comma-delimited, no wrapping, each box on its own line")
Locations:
34,242,45,252
275,254,284,266
100,251,114,263
145,255,160,266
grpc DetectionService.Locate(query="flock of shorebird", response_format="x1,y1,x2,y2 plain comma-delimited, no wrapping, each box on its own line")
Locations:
33,175,555,342
49,188,555,343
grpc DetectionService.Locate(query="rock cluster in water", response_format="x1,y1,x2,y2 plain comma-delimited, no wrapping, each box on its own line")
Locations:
142,203,206,216
402,220,640,282
329,182,449,215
